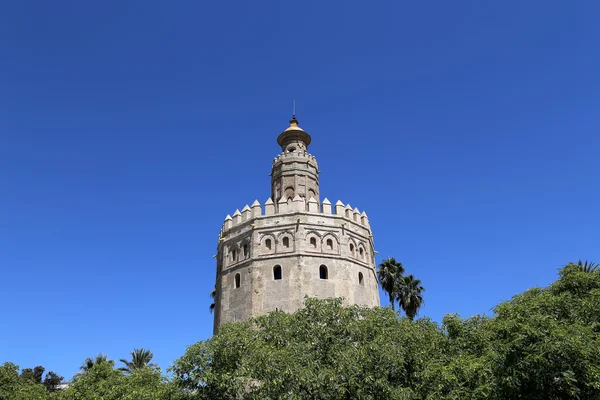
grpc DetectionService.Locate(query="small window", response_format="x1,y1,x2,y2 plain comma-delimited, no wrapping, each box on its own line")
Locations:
358,272,364,285
283,237,290,248
243,244,249,258
319,265,328,280
232,250,237,262
265,239,272,250
235,273,241,288
273,265,282,280
310,237,317,248
350,243,355,254
326,239,333,250
359,248,364,258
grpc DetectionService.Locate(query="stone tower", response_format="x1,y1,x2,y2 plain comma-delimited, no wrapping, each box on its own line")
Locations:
213,117,380,332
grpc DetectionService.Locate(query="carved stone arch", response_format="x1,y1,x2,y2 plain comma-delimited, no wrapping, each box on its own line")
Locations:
304,229,322,240
260,233,276,253
322,232,340,253
347,237,358,256
305,230,322,251
277,230,295,252
356,242,367,260
229,242,240,264
241,236,251,259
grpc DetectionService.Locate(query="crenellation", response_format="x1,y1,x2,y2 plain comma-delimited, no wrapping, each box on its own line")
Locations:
345,204,353,219
224,214,233,230
292,194,305,212
322,198,332,214
251,200,262,218
307,196,319,212
265,198,275,215
278,197,288,213
233,209,242,225
335,200,345,215
242,205,251,221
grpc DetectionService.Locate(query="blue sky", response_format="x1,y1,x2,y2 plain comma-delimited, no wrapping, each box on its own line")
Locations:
1,0,598,380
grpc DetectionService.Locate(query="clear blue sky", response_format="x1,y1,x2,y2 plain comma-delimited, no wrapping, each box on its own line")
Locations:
1,0,598,380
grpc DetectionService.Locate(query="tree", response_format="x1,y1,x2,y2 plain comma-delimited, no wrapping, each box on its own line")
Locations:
377,257,405,311
0,363,48,400
58,361,178,400
79,354,114,374
118,348,157,374
20,366,45,384
209,286,216,314
574,259,598,273
397,274,425,320
42,371,63,393
172,260,600,399
172,297,443,399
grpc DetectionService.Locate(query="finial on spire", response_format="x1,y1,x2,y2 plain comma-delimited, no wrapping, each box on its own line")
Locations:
292,100,296,120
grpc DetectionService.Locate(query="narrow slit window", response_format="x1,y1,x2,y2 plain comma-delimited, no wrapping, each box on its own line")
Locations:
283,237,290,248
359,272,364,285
319,265,328,280
326,239,333,250
310,237,317,248
350,243,355,254
232,250,237,262
273,265,282,280
265,239,272,250
235,273,241,288
243,244,249,258
359,248,364,258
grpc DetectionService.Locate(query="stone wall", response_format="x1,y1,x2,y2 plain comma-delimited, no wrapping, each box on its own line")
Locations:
213,197,380,332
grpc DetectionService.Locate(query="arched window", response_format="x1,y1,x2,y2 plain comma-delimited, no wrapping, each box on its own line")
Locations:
326,239,333,250
232,249,237,262
310,237,317,248
359,248,364,258
235,273,241,288
243,244,249,258
358,272,364,285
282,237,290,248
350,243,355,255
265,239,272,250
319,265,328,280
273,265,282,280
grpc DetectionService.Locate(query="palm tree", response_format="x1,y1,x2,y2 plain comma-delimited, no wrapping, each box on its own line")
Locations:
574,260,598,273
79,354,113,373
396,274,425,320
209,286,216,314
377,258,405,311
118,348,156,373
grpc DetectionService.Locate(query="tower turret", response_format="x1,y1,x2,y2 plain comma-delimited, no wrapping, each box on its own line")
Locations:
271,117,320,210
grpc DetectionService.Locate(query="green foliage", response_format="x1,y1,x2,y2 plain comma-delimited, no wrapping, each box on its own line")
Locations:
0,362,49,400
397,274,425,320
376,257,405,311
172,298,442,399
377,258,425,319
43,371,64,393
119,348,157,374
79,354,114,373
56,362,178,400
173,261,600,399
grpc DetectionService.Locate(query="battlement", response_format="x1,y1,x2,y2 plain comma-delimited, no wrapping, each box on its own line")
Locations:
272,150,319,166
219,197,371,235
